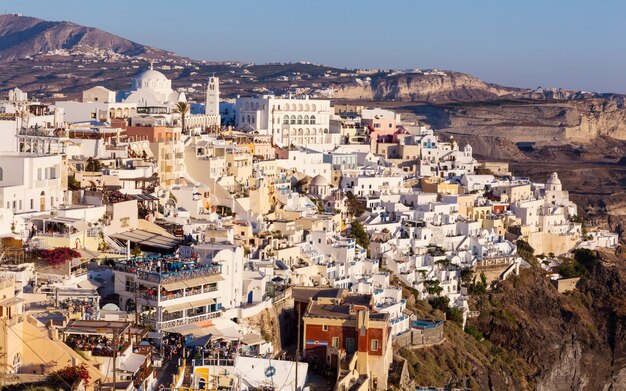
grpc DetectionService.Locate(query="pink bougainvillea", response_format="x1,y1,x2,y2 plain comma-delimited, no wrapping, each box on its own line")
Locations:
33,247,81,266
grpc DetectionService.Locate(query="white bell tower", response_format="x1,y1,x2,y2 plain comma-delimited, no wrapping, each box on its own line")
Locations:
205,76,220,116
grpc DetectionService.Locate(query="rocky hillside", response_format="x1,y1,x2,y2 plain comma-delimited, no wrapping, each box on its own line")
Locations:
399,250,626,390
0,13,173,62
472,250,626,390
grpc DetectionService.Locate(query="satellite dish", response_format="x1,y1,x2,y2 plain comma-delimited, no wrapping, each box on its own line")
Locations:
102,303,120,311
265,366,276,378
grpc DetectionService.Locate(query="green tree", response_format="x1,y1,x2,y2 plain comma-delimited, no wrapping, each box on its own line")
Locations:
446,307,464,326
554,257,586,279
172,101,190,134
460,267,474,285
574,248,596,269
68,175,81,190
131,243,142,258
346,191,365,218
349,220,369,249
424,279,443,296
516,239,537,266
429,295,450,311
473,272,488,294
85,157,102,172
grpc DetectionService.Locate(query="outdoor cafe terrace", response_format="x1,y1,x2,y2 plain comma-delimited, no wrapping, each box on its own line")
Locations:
112,255,221,284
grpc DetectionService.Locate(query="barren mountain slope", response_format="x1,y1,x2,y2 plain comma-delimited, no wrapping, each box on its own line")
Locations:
0,14,172,61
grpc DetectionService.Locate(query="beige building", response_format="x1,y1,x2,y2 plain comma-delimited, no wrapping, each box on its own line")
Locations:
0,275,104,388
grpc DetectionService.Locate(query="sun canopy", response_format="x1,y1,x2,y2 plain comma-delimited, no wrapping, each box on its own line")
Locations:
112,229,180,249
78,279,102,289
161,274,224,291
187,334,213,347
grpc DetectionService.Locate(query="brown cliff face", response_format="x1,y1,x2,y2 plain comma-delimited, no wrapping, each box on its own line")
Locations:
471,252,626,390
333,71,515,102
402,99,626,144
373,72,512,102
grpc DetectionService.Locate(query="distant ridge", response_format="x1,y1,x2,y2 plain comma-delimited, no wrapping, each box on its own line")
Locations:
0,13,175,62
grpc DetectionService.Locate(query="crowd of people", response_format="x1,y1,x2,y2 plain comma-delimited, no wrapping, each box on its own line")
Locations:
113,256,219,281
187,338,239,366
163,333,185,360
59,297,99,320
66,334,128,357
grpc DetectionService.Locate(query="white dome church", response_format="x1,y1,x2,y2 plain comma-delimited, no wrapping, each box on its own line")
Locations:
124,64,186,107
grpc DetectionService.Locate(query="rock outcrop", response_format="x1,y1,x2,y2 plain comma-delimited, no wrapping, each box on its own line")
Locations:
405,99,626,144
472,252,626,390
333,71,515,102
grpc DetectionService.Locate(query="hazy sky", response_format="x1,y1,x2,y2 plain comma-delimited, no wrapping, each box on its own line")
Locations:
9,0,626,93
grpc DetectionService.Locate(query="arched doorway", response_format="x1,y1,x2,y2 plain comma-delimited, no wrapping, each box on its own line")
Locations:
40,191,45,211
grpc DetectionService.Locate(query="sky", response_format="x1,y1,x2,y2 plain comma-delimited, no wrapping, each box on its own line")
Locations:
8,0,626,93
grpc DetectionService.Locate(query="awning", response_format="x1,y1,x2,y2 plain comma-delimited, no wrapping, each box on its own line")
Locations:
161,302,194,313
118,352,147,374
78,279,102,289
161,274,224,291
36,216,80,225
72,220,89,231
0,297,24,307
187,334,213,347
163,298,216,313
162,323,204,336
241,332,265,346
111,229,181,249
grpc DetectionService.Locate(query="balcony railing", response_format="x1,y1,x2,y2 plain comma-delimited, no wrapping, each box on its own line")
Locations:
113,262,221,284
191,358,235,367
105,145,127,151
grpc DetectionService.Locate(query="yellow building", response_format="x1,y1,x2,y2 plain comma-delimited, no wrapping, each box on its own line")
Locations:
467,205,492,223
0,275,103,388
420,177,459,195
455,193,477,219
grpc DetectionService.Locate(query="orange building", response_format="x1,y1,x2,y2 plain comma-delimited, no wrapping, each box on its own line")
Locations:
301,291,392,390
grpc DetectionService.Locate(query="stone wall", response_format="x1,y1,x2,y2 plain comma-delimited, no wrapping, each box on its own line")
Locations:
393,323,444,349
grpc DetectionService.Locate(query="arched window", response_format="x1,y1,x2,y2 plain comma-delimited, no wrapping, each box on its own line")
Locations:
297,115,303,125
303,115,309,125
310,115,316,125
298,104,303,111
290,115,296,124
283,115,289,124
0,167,3,181
198,378,207,390
284,103,290,111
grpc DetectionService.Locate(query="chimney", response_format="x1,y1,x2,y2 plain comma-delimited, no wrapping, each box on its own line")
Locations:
356,309,370,376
